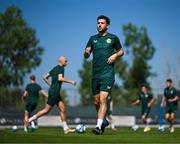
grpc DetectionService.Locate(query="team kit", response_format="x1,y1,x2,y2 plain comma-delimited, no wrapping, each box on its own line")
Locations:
21,15,178,135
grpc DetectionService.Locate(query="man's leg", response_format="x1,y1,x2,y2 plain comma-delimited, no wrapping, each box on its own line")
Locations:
170,113,175,133
142,114,151,132
24,111,29,132
29,104,52,123
92,91,109,134
108,115,116,130
58,101,75,134
165,113,171,126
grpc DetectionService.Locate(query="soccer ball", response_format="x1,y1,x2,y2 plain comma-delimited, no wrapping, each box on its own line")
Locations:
76,124,86,133
132,125,139,131
12,125,18,132
158,126,165,132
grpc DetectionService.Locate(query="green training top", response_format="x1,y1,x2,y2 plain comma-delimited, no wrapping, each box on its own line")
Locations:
86,33,122,79
139,92,153,108
25,83,42,103
49,65,64,92
164,87,178,106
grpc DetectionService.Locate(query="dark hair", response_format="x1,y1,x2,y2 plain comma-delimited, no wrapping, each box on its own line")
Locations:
30,75,36,81
166,78,172,83
97,15,110,25
141,84,149,89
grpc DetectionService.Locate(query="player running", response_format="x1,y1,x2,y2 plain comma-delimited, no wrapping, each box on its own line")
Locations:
84,15,124,134
132,85,155,132
161,79,178,133
22,75,48,132
28,56,76,134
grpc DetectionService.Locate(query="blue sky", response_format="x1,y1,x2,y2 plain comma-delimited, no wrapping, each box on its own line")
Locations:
1,0,180,105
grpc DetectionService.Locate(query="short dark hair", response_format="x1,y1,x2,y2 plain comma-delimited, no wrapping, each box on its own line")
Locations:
166,78,173,83
97,15,110,25
141,84,149,89
30,75,36,81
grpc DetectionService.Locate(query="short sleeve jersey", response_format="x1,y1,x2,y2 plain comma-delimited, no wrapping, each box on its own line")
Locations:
164,87,178,106
139,92,153,108
86,33,122,79
49,65,64,92
25,83,42,103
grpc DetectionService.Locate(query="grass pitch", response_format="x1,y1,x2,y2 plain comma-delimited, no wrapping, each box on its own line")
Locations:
0,127,180,143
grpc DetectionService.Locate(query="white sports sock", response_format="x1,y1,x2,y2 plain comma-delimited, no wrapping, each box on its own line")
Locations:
96,119,103,129
24,126,28,132
62,121,69,131
31,121,35,128
29,115,37,122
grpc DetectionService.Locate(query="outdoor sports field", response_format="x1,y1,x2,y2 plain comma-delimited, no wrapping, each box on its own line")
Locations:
0,127,180,143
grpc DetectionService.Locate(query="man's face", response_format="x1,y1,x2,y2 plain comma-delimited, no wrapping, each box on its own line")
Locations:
59,56,68,66
141,86,147,93
63,57,68,66
97,19,108,32
166,81,172,88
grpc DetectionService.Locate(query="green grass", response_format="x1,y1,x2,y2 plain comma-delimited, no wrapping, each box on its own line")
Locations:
0,127,180,143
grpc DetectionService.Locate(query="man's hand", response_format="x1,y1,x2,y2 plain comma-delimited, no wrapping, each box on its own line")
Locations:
107,53,117,64
168,99,174,103
148,103,152,107
71,81,76,86
161,102,165,107
84,47,91,58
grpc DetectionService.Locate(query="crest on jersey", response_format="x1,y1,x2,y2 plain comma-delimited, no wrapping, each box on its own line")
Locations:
171,90,173,94
106,38,112,44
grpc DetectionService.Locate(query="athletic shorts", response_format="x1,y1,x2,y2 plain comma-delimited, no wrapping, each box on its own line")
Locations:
25,102,37,113
92,78,114,95
47,89,63,106
165,104,177,113
141,107,151,118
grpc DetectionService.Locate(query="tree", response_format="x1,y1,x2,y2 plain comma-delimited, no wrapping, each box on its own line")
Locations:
0,5,44,87
78,59,92,106
122,23,156,90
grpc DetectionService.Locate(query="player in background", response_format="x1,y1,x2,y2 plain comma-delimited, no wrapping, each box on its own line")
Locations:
161,79,178,133
22,75,48,132
28,56,76,134
132,85,155,132
84,15,124,134
106,95,116,130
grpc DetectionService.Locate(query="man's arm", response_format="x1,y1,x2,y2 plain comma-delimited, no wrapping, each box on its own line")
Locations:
84,47,91,59
132,99,140,105
58,74,76,86
148,98,155,107
161,96,166,107
40,90,48,98
107,49,124,64
168,95,178,102
21,91,28,101
43,73,51,86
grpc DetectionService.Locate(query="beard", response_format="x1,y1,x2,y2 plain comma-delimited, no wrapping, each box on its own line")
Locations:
97,27,107,33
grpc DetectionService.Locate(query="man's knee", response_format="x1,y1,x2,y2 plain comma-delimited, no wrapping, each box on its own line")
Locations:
165,114,170,120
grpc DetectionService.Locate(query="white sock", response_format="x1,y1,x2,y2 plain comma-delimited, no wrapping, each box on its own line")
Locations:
24,126,28,132
62,121,69,131
29,115,37,122
31,121,35,128
111,123,115,129
96,119,103,129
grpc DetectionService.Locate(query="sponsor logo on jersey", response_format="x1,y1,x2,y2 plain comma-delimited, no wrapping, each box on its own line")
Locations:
107,86,111,89
93,40,97,43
